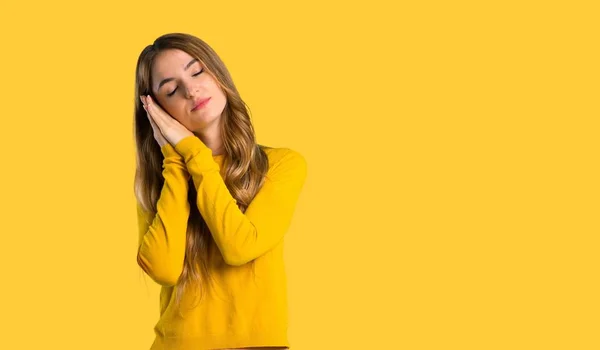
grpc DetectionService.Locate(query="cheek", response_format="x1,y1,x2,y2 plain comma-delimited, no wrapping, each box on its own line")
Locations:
214,88,227,108
207,79,225,103
214,92,228,114
165,99,185,116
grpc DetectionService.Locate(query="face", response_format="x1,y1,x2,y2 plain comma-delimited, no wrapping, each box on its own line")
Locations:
150,49,227,133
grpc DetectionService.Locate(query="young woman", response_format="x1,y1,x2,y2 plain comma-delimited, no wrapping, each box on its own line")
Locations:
133,33,307,350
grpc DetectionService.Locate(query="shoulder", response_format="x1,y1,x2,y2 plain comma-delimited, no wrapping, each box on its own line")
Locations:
259,146,307,180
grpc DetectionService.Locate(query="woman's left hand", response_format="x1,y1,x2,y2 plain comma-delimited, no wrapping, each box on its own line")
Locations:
142,95,194,147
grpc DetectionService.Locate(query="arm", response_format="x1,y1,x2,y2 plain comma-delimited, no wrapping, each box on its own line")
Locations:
173,136,308,266
136,144,190,286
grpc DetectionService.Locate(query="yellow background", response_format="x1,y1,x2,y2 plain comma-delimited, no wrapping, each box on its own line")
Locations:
0,1,598,349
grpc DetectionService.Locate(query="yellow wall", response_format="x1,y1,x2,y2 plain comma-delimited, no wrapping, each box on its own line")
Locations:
0,1,597,349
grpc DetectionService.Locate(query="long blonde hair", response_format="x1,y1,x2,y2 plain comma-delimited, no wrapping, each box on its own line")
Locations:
133,33,269,313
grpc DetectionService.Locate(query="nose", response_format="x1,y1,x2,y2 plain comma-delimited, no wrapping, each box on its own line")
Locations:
184,83,199,98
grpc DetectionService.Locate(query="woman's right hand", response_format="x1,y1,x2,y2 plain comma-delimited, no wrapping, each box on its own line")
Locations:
140,96,169,148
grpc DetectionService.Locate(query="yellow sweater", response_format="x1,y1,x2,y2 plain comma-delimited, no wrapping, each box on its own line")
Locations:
136,135,307,349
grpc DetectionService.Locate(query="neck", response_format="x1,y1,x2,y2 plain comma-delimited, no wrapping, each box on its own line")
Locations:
194,122,225,156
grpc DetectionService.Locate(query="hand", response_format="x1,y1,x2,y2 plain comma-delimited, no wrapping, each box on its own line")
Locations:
140,95,194,147
141,96,169,148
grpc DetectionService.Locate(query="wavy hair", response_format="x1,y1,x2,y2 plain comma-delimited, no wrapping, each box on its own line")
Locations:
133,33,269,314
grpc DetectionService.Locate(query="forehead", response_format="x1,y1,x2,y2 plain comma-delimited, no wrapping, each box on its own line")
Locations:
151,49,196,78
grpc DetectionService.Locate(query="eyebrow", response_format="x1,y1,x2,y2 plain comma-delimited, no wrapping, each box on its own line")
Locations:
156,58,199,91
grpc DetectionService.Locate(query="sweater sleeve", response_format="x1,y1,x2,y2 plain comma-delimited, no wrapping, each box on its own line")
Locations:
173,135,308,266
136,143,191,286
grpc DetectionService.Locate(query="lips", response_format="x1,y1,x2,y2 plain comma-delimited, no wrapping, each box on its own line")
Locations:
192,97,211,111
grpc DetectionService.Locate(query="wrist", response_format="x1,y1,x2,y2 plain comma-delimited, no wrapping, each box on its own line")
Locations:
160,142,181,158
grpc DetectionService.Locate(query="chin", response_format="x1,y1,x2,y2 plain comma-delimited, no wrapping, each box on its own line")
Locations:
191,114,220,129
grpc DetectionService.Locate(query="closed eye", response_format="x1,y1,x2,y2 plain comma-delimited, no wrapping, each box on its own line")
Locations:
167,69,204,97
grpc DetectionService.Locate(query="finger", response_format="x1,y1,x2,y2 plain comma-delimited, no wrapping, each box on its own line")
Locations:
146,95,172,129
142,104,158,130
141,96,152,116
144,97,159,126
147,113,167,143
146,110,159,133
145,106,167,139
142,101,156,124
